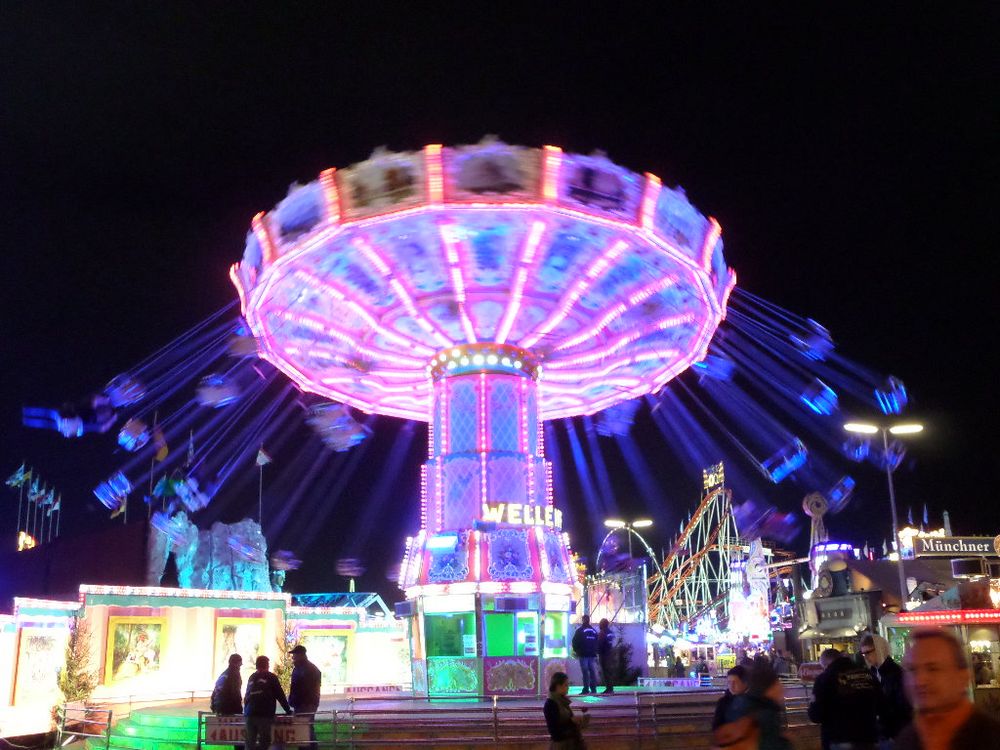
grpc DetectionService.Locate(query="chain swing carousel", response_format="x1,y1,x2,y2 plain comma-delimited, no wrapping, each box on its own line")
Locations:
232,139,734,695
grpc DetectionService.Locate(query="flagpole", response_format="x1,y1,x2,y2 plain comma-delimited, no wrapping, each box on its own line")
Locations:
32,492,39,542
41,497,47,544
15,466,25,550
56,501,61,538
258,461,264,533
148,412,158,521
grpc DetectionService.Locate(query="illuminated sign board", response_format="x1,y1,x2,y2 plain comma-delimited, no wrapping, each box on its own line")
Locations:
703,462,725,491
913,536,999,558
481,503,562,529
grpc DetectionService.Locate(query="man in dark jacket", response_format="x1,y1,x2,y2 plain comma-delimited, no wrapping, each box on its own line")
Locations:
571,615,599,694
243,655,291,750
212,654,244,750
896,629,1000,750
288,644,322,748
860,634,912,745
808,647,879,750
713,665,749,729
597,618,615,694
213,654,244,714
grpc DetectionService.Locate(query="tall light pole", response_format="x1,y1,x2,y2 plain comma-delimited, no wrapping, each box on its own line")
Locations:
844,421,924,609
603,518,654,561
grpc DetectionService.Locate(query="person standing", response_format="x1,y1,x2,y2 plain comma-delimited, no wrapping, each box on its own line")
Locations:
211,654,244,750
288,644,322,748
244,655,291,750
597,618,615,695
720,663,793,750
543,671,589,749
571,615,599,695
808,647,879,750
860,634,912,748
895,629,1000,750
713,665,748,730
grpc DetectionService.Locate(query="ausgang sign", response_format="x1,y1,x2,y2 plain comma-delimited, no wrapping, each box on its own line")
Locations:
914,536,1000,558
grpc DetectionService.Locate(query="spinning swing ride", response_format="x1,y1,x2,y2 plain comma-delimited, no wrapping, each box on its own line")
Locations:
15,139,913,689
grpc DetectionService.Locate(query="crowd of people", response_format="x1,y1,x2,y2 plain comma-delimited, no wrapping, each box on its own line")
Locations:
549,624,1000,750
707,628,1000,750
210,643,322,750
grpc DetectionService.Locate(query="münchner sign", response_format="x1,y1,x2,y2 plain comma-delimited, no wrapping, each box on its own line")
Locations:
913,536,1000,558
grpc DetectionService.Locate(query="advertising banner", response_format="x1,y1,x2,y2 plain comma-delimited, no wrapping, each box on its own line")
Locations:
204,715,310,744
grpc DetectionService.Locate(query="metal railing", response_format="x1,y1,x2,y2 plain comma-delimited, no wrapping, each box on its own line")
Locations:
190,688,813,748
56,704,113,749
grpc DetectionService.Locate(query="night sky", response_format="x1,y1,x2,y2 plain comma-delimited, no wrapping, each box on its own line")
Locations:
2,5,996,604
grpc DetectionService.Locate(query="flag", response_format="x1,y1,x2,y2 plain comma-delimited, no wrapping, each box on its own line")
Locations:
863,542,870,559
153,427,169,462
47,494,61,516
5,463,27,487
922,503,929,526
187,430,195,467
110,497,125,519
40,488,55,506
27,477,43,503
907,506,914,526
255,448,272,467
882,539,889,557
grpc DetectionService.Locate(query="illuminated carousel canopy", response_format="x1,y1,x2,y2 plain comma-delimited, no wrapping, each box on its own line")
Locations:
233,140,734,421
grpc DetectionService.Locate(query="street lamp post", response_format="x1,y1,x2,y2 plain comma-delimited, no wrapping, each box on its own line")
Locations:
604,518,654,561
844,421,924,609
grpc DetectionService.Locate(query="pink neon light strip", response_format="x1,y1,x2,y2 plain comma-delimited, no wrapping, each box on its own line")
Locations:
521,239,629,348
556,302,627,351
720,272,737,320
700,217,722,271
350,236,452,348
536,527,550,579
252,212,277,266
229,264,249,316
438,224,478,343
425,145,444,204
319,168,341,224
542,146,562,202
479,373,487,453
640,173,662,231
496,220,546,344
544,318,685,369
627,275,680,306
419,466,428,530
274,305,430,363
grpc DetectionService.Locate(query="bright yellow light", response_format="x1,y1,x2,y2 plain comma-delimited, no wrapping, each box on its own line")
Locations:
632,519,654,528
889,423,924,435
844,422,879,434
604,519,626,529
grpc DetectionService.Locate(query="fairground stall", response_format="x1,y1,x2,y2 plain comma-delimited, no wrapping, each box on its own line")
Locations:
232,140,734,695
0,585,408,738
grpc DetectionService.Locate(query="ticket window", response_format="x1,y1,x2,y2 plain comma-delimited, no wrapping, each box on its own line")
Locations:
425,613,477,658
485,613,516,657
484,611,539,656
543,611,569,657
515,612,539,656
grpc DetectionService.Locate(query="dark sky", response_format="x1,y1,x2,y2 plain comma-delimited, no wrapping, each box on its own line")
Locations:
2,5,996,602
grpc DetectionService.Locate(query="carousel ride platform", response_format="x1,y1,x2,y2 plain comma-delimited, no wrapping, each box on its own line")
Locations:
72,685,821,749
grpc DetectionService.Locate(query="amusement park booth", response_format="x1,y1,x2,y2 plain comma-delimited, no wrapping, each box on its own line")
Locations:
881,576,1000,719
0,584,409,739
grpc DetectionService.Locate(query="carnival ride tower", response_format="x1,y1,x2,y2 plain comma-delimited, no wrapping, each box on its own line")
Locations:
231,140,734,695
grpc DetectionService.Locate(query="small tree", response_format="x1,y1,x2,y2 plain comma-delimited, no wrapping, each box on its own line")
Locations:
58,615,97,703
609,626,642,686
272,619,296,694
